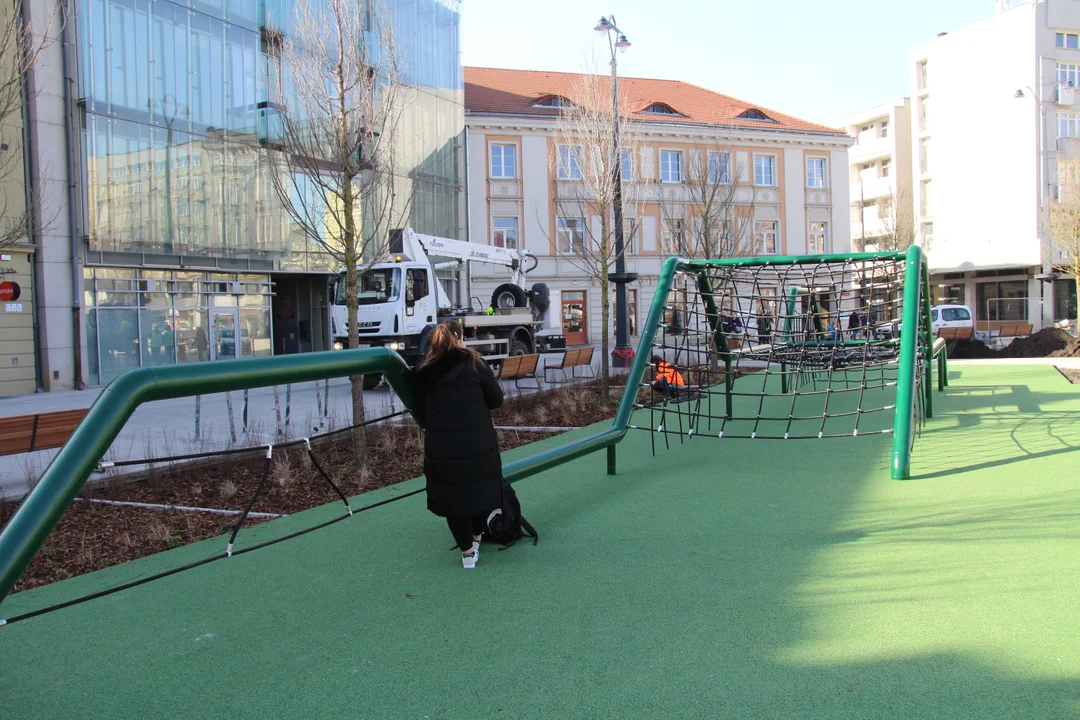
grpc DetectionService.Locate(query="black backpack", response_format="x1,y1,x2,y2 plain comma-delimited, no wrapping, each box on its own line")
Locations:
485,481,538,549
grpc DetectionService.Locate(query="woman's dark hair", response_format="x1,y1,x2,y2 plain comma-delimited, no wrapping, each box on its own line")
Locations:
422,321,484,368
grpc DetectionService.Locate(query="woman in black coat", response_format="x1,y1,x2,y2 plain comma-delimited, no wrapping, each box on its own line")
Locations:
412,322,504,569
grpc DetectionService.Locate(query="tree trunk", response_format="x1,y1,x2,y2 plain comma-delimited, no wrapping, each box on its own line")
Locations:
600,255,611,401
342,176,368,466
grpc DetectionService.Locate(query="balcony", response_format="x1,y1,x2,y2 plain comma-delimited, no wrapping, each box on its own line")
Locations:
849,135,892,163
851,176,895,202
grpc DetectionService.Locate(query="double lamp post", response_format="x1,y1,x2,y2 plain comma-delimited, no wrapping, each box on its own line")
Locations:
594,15,636,368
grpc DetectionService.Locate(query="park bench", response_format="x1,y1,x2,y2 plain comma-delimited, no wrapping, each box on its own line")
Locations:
992,322,1033,347
543,346,596,383
937,327,973,340
0,408,89,457
499,352,541,389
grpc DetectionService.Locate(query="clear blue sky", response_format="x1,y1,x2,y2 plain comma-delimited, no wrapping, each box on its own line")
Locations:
461,0,1020,125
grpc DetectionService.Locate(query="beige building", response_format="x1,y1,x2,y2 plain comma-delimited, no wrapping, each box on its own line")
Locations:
836,99,914,252
464,67,854,346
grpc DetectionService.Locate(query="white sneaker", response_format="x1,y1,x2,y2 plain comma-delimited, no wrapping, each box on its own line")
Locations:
462,549,478,569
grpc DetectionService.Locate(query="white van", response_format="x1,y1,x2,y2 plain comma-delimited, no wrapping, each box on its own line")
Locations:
930,304,974,336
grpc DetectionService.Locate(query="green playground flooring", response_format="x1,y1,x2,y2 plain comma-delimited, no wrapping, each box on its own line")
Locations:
2,363,1079,719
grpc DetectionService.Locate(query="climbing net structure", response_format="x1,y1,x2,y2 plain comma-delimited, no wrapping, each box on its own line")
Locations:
630,249,943,479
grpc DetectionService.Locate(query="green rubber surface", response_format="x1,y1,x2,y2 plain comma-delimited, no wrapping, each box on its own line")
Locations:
2,363,1080,718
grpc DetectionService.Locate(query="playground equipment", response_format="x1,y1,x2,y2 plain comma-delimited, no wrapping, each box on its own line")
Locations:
0,247,944,609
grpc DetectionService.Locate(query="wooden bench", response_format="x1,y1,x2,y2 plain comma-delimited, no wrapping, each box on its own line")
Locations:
499,353,541,389
0,408,89,457
937,327,973,340
543,346,596,383
993,322,1033,346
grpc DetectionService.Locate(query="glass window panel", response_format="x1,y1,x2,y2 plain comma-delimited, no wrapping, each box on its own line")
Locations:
97,308,140,383
239,308,271,357
140,307,176,366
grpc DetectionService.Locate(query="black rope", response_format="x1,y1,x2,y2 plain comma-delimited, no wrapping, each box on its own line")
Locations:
304,439,352,514
226,446,273,557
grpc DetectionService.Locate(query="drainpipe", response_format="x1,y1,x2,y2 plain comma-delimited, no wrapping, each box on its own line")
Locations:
60,0,84,389
463,124,473,309
19,1,44,392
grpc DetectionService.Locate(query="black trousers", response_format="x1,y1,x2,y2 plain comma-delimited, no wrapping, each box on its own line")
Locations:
447,512,488,551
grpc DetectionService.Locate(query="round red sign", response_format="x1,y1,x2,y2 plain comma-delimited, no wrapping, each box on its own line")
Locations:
0,280,20,302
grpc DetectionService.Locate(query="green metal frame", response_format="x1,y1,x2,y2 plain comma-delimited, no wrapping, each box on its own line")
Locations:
0,250,942,606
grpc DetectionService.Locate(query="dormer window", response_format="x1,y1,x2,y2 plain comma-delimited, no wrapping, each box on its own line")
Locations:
534,95,571,108
738,108,774,122
641,103,680,116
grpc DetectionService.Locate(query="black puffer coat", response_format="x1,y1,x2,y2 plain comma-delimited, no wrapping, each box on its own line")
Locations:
412,349,504,517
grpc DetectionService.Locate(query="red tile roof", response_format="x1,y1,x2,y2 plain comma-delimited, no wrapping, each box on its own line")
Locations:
464,67,845,136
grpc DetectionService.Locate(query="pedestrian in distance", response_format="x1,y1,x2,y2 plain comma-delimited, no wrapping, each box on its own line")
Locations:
412,321,505,569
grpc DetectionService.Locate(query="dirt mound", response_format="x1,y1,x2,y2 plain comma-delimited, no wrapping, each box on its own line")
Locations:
1051,337,1080,358
948,328,1073,359
999,328,1072,357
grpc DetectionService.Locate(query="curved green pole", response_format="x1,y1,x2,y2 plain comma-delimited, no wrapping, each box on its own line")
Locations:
0,347,416,603
504,257,681,483
891,245,924,480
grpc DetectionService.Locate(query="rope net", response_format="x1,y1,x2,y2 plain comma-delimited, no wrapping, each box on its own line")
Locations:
632,255,929,448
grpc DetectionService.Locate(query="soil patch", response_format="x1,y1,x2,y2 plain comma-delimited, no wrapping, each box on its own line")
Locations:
948,328,1073,359
1051,337,1080,358
1056,366,1080,384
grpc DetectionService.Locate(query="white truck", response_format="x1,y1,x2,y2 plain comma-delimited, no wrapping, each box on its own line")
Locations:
329,227,564,388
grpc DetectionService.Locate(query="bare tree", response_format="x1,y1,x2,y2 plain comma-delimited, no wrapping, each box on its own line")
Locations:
1047,165,1080,328
266,0,410,463
0,0,61,250
859,186,915,253
548,69,644,398
660,142,754,261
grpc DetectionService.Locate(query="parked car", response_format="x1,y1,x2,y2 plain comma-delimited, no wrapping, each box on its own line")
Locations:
930,304,974,336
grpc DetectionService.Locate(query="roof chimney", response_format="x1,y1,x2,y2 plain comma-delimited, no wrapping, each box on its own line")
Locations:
995,0,1009,13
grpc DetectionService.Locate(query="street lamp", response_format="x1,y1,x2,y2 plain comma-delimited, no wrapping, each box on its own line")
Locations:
1015,84,1054,328
595,14,636,368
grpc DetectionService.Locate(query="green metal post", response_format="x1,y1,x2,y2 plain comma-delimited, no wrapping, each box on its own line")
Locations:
890,245,924,480
0,348,415,604
607,446,616,475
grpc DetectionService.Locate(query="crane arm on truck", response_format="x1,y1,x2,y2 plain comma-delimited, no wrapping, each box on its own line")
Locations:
390,227,538,289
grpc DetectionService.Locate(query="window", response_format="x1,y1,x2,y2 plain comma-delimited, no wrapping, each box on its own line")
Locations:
881,160,891,178
492,217,518,249
1060,112,1080,138
754,155,776,186
880,119,889,138
556,217,585,254
918,98,928,131
738,108,772,121
934,282,963,305
920,138,930,172
1058,32,1080,49
977,281,1028,321
1059,63,1080,88
621,149,633,181
558,146,582,180
490,144,516,179
708,152,730,184
860,125,871,133
1054,278,1077,321
941,307,971,322
660,150,683,183
806,157,826,188
642,103,680,115
808,221,827,254
922,221,934,245
921,180,932,214
662,219,685,254
754,220,778,254
917,61,928,91
622,219,637,254
534,95,570,108
628,289,638,336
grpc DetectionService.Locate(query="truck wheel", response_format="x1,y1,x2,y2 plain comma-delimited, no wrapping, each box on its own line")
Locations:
362,374,382,391
509,339,529,357
492,283,527,309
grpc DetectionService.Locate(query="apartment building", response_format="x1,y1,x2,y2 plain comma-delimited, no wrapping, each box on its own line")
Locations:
18,0,464,391
836,99,914,253
905,0,1078,330
464,67,853,346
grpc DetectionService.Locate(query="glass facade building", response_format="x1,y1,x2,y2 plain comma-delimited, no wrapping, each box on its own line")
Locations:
75,0,463,384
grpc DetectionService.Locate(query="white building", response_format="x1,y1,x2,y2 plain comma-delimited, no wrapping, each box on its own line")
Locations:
464,67,854,347
907,0,1078,329
836,99,914,252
